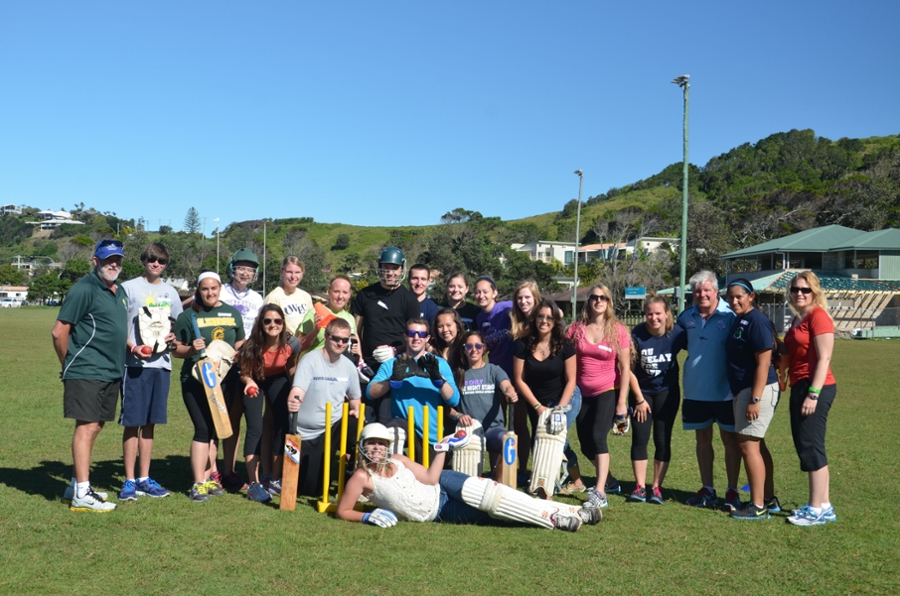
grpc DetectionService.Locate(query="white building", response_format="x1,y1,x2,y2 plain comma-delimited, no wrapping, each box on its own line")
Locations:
29,210,85,230
511,241,578,266
0,204,23,215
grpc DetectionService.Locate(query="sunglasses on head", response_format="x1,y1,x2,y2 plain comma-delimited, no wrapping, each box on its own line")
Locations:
463,343,484,351
407,330,428,339
328,335,350,344
263,318,283,325
146,257,168,265
789,286,813,295
589,294,610,303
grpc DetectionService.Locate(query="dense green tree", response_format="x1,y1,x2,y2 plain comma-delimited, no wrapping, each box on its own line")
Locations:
333,234,350,251
0,264,26,285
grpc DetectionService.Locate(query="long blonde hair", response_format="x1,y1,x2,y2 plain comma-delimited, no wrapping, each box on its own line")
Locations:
510,280,541,340
574,283,623,352
787,271,832,320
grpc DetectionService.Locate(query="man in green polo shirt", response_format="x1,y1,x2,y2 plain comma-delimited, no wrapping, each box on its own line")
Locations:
53,239,129,512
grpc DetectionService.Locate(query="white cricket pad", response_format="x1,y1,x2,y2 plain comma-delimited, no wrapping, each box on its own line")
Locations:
451,420,485,477
460,477,582,530
529,408,567,496
386,426,406,456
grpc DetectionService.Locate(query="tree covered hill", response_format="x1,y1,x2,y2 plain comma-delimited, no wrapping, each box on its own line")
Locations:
3,129,898,301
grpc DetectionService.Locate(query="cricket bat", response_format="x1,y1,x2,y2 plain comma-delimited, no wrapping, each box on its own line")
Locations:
190,313,233,439
500,402,518,489
280,412,301,511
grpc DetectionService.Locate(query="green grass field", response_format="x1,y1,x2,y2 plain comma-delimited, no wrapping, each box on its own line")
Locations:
1,308,897,595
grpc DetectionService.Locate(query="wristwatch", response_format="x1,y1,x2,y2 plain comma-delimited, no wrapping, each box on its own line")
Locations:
750,396,761,404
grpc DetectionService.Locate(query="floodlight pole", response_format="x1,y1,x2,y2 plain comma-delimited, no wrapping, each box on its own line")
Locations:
572,169,583,323
672,74,690,312
213,218,220,275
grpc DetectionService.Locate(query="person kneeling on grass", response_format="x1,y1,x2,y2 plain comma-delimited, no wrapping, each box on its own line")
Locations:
336,423,601,531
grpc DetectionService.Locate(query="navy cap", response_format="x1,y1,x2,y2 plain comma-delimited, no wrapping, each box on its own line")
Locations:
94,239,125,259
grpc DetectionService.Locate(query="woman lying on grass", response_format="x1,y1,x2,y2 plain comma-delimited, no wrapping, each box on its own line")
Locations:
336,423,601,531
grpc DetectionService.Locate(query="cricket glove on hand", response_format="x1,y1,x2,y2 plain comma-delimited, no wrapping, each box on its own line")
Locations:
549,408,567,435
373,345,396,364
417,353,445,388
362,508,398,528
389,354,417,389
433,430,470,452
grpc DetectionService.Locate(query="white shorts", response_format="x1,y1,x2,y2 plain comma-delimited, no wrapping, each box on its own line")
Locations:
733,383,779,439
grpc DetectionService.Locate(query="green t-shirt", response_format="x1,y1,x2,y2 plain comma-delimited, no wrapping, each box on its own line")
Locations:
174,303,245,382
298,307,356,357
57,270,129,382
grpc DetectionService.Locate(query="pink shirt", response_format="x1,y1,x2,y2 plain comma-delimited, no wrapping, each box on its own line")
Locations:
568,322,631,396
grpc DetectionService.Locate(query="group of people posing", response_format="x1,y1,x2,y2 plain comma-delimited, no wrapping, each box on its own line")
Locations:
55,241,838,529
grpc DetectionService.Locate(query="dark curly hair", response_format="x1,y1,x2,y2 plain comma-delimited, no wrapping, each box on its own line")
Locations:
239,304,289,381
525,299,569,358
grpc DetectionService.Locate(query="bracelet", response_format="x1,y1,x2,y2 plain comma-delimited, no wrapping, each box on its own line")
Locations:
636,400,646,406
130,345,139,355
808,386,821,395
532,402,541,411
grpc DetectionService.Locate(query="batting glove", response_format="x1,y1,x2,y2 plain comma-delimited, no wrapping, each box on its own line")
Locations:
417,354,445,387
373,345,396,363
362,508,398,528
433,430,470,452
549,408,567,435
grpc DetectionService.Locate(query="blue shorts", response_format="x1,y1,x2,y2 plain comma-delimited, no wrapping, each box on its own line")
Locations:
120,367,170,427
682,398,735,433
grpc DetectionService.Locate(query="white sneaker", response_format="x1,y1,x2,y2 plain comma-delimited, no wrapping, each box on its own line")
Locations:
551,512,583,532
70,487,117,512
62,484,108,504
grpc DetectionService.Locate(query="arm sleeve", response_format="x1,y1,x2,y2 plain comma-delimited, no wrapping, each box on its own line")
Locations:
513,339,527,359
174,311,192,344
292,352,315,390
808,308,834,337
346,360,362,400
491,363,510,384
57,280,90,325
234,311,246,342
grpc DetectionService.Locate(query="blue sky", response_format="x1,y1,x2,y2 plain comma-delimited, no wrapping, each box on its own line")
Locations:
2,1,898,232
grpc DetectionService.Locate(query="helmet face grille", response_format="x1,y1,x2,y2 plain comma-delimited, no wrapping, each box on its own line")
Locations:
378,247,406,288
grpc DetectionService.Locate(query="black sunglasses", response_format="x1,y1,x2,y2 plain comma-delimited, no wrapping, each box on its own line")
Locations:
407,330,428,339
328,335,350,344
263,318,284,325
146,257,168,265
589,294,610,303
789,287,813,295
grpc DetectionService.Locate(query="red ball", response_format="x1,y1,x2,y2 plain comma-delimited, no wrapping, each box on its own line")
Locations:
247,386,258,396
140,346,153,356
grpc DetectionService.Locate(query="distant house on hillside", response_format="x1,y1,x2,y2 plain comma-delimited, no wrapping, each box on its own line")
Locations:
28,209,85,231
0,204,23,215
511,241,577,266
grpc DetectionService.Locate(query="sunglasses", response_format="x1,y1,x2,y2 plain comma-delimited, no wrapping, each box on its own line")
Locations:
146,257,168,265
789,287,813,295
535,314,555,321
263,318,284,325
589,294,610,303
328,335,350,344
407,330,429,339
463,343,485,351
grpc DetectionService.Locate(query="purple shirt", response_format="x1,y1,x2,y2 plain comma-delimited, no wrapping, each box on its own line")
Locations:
477,300,514,376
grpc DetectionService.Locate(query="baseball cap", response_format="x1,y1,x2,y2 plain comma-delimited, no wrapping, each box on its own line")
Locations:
94,239,125,259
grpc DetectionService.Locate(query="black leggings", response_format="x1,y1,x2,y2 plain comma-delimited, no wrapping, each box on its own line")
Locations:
242,373,291,458
182,378,216,443
629,388,680,462
577,390,617,460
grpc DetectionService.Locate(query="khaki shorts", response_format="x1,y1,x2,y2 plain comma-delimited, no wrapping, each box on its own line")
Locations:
733,383,779,438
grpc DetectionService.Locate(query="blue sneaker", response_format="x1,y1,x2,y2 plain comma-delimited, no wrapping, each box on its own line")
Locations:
119,479,138,501
792,504,836,523
605,475,622,494
787,505,827,526
265,477,282,496
247,482,272,503
584,489,609,509
685,487,718,508
136,478,170,498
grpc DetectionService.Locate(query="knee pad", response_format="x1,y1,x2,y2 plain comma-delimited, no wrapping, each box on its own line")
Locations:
529,409,568,496
451,420,486,477
460,476,581,530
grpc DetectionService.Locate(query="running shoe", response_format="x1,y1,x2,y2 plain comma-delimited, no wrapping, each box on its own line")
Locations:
190,483,209,503
246,482,272,503
136,478,171,498
723,488,742,512
787,505,827,526
628,486,647,503
62,484,107,504
764,496,782,513
551,512,583,532
70,487,116,512
265,477,282,496
203,476,225,497
648,486,664,505
685,487,719,507
221,471,248,492
558,482,587,496
791,504,836,523
731,502,769,520
605,475,622,494
578,506,603,525
584,489,609,509
119,479,138,501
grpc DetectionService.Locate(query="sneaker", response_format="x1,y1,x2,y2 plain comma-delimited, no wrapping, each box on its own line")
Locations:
649,486,664,505
551,512,583,532
136,478,171,498
62,484,108,504
264,476,282,495
731,502,769,520
190,483,210,503
221,471,248,492
787,505,827,526
558,482,587,496
203,476,225,497
764,496,782,513
685,487,718,507
791,504,836,523
119,479,138,501
723,488,741,512
246,482,272,503
70,487,116,512
605,475,621,494
578,506,603,525
628,486,647,503
584,489,609,509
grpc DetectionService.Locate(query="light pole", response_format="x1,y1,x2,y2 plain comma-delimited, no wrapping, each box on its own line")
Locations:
672,74,690,313
213,218,220,275
572,169,583,322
